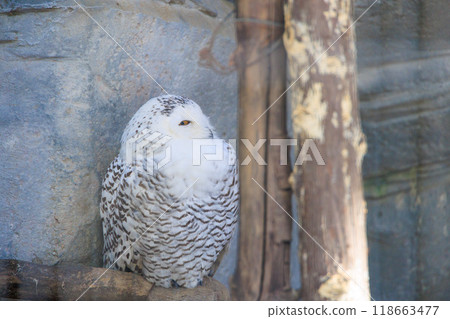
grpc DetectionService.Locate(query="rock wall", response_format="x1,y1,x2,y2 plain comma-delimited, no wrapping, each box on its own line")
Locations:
356,0,450,300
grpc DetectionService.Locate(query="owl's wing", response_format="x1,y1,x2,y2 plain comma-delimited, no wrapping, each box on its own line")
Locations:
208,242,230,277
100,157,143,272
209,145,239,277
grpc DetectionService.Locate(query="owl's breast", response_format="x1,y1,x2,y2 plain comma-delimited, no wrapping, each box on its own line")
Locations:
156,138,237,196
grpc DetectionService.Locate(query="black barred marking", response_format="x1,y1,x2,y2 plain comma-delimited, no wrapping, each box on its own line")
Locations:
157,95,190,116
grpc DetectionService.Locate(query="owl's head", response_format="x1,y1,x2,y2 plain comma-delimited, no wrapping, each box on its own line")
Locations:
155,95,215,140
119,95,233,176
121,95,216,144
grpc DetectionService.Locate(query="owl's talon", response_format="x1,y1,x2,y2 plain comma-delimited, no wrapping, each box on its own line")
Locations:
198,279,203,286
171,279,181,288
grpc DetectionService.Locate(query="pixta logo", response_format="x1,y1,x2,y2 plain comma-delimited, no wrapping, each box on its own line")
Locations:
124,133,325,175
123,128,172,174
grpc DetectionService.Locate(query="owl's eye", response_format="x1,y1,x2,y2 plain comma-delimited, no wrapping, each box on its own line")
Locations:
179,120,191,126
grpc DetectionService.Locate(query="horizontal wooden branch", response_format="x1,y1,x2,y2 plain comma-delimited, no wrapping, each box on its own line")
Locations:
0,259,153,300
0,259,229,301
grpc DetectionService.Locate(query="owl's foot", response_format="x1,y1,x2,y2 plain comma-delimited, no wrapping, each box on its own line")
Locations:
197,279,203,286
171,279,181,288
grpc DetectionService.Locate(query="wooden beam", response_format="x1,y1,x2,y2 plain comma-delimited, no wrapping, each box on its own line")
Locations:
232,0,293,300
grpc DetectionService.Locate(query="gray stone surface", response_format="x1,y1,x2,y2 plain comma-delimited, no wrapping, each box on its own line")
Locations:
0,0,238,284
356,0,450,300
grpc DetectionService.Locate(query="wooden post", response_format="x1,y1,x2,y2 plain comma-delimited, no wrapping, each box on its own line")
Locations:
284,0,370,300
232,0,294,300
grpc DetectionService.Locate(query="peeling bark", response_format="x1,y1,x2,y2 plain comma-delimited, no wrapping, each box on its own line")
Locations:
284,0,370,300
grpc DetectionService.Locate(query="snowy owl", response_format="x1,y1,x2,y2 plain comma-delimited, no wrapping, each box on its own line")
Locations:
100,95,239,288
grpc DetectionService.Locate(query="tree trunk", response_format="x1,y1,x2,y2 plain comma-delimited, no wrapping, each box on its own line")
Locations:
232,0,294,300
284,0,370,300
